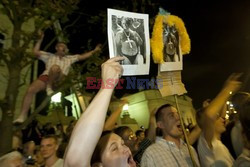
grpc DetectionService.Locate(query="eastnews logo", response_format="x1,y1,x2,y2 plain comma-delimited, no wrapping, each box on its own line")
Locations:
86,77,163,89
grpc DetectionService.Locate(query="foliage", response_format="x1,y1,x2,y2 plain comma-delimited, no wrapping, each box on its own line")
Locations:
0,0,80,156
0,0,163,155
0,0,79,65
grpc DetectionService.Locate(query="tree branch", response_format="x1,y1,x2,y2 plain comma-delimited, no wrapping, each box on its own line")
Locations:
1,2,14,23
18,65,32,88
63,15,81,31
14,95,51,131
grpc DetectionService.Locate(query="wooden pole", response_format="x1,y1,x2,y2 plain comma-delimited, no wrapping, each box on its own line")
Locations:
174,94,198,167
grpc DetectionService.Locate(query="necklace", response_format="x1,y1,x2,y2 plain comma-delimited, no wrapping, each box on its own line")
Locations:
123,30,133,48
123,30,130,39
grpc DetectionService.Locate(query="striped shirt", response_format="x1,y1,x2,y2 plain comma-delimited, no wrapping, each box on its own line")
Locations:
141,138,200,167
134,138,152,166
39,51,79,76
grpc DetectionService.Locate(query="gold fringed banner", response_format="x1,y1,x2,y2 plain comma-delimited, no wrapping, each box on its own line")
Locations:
151,15,164,64
151,14,191,64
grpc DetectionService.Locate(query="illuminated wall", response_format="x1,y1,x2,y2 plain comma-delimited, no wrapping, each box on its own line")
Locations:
110,90,196,131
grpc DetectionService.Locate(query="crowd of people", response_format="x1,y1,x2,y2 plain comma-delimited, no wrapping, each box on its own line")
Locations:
1,33,250,167
0,122,69,167
1,55,250,167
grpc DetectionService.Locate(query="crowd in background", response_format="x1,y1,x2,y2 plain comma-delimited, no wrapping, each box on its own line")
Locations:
1,57,249,167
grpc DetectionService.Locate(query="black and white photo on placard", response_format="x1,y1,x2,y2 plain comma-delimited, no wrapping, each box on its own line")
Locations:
108,8,150,76
160,23,183,72
163,23,180,62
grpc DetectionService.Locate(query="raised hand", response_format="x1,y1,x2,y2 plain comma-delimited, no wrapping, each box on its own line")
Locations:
150,107,157,117
223,73,242,94
119,99,128,108
37,29,44,40
94,44,102,52
101,56,125,89
202,99,211,108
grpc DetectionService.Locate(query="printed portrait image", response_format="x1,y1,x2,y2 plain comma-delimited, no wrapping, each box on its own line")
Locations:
108,9,150,76
112,16,146,65
163,23,180,62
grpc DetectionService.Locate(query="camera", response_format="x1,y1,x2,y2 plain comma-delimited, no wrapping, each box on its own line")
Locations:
25,155,36,165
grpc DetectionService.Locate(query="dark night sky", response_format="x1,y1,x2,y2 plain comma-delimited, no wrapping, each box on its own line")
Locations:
42,0,250,109
168,0,250,108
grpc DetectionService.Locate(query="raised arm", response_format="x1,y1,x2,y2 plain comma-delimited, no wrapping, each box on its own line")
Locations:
77,44,102,61
187,125,201,145
33,31,44,57
202,73,241,147
146,108,157,142
64,56,124,167
104,100,127,131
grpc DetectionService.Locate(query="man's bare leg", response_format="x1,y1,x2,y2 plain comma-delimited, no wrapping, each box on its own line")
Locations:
13,79,46,123
46,65,62,95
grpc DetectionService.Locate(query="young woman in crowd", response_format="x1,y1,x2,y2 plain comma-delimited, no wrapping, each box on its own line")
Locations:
64,56,136,167
197,74,241,167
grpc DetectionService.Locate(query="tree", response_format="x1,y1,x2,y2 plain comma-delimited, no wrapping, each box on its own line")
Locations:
0,0,80,156
0,0,160,156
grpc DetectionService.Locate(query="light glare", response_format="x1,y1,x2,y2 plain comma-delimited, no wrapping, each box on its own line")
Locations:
123,104,129,111
51,92,62,103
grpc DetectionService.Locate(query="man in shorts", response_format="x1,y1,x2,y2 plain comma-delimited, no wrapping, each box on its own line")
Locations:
13,32,101,124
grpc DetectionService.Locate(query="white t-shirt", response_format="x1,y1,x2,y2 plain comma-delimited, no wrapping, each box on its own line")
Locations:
52,158,64,167
231,121,243,157
198,133,234,167
233,148,250,167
